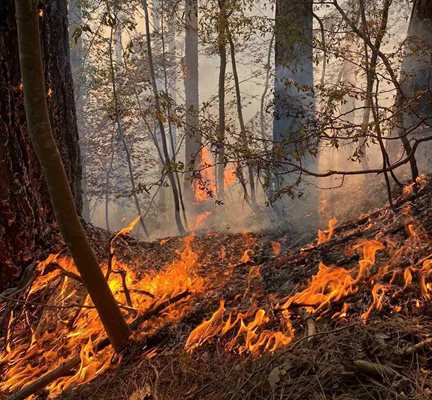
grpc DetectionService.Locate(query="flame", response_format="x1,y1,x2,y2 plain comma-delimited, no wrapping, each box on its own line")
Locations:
0,221,204,397
317,217,338,244
113,215,141,239
186,239,388,354
271,241,281,256
194,147,237,201
185,301,293,354
186,212,432,356
191,211,212,231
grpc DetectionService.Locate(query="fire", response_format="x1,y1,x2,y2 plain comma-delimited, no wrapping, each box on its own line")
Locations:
194,146,237,201
185,300,294,354
186,215,432,355
0,221,204,398
317,217,338,244
3,210,432,396
191,211,212,231
271,241,281,256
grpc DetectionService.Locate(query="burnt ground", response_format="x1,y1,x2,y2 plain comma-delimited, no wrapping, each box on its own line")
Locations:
2,176,432,400
60,179,432,400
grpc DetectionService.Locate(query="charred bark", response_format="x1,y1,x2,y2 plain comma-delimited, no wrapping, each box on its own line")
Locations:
0,0,81,289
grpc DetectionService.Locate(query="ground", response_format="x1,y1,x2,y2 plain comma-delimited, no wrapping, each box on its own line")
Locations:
1,177,432,400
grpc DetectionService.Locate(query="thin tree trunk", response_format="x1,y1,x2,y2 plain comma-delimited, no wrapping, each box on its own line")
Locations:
184,0,200,204
15,0,130,352
227,27,256,205
260,34,274,145
142,0,187,234
108,13,149,237
217,0,227,202
161,1,189,228
105,126,116,232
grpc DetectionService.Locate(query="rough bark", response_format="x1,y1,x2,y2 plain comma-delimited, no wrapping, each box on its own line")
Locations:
14,0,130,351
0,0,81,289
68,0,90,221
400,0,432,130
272,0,314,169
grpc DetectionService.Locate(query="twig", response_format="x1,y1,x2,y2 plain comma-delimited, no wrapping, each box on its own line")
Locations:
6,290,191,400
402,338,432,355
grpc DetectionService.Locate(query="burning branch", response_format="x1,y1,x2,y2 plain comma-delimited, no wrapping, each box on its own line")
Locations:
6,291,191,400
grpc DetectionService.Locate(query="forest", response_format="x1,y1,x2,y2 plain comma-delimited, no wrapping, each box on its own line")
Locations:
1,0,432,398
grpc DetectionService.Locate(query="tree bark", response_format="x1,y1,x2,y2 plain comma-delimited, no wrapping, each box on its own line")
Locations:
141,0,187,234
0,0,81,289
68,0,90,221
14,0,130,352
400,0,432,131
227,27,256,205
271,0,316,227
216,0,227,202
184,0,200,204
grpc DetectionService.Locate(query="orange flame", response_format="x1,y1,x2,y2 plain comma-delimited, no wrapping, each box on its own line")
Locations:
317,217,338,244
194,147,237,201
271,241,281,256
0,222,204,397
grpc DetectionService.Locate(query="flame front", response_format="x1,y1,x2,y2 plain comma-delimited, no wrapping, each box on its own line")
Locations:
186,216,432,355
0,227,204,397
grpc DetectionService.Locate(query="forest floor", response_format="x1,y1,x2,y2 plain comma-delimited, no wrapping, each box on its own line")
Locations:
2,177,432,400
67,178,432,400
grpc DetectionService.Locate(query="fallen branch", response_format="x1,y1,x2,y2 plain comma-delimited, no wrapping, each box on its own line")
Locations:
7,290,191,400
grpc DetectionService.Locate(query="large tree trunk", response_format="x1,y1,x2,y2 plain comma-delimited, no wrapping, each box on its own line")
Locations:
401,0,432,129
0,0,81,289
271,0,317,229
399,0,432,171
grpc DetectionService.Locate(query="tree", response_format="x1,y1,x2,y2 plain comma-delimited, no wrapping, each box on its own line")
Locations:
183,0,200,204
216,0,228,202
141,0,187,234
68,0,90,221
272,0,316,225
0,0,81,289
398,0,432,169
14,0,130,351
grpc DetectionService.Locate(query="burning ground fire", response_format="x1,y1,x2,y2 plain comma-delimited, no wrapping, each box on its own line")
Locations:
1,184,432,398
0,220,205,398
185,207,432,354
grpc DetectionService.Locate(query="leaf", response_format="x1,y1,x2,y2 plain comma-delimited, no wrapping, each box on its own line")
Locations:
268,366,281,389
